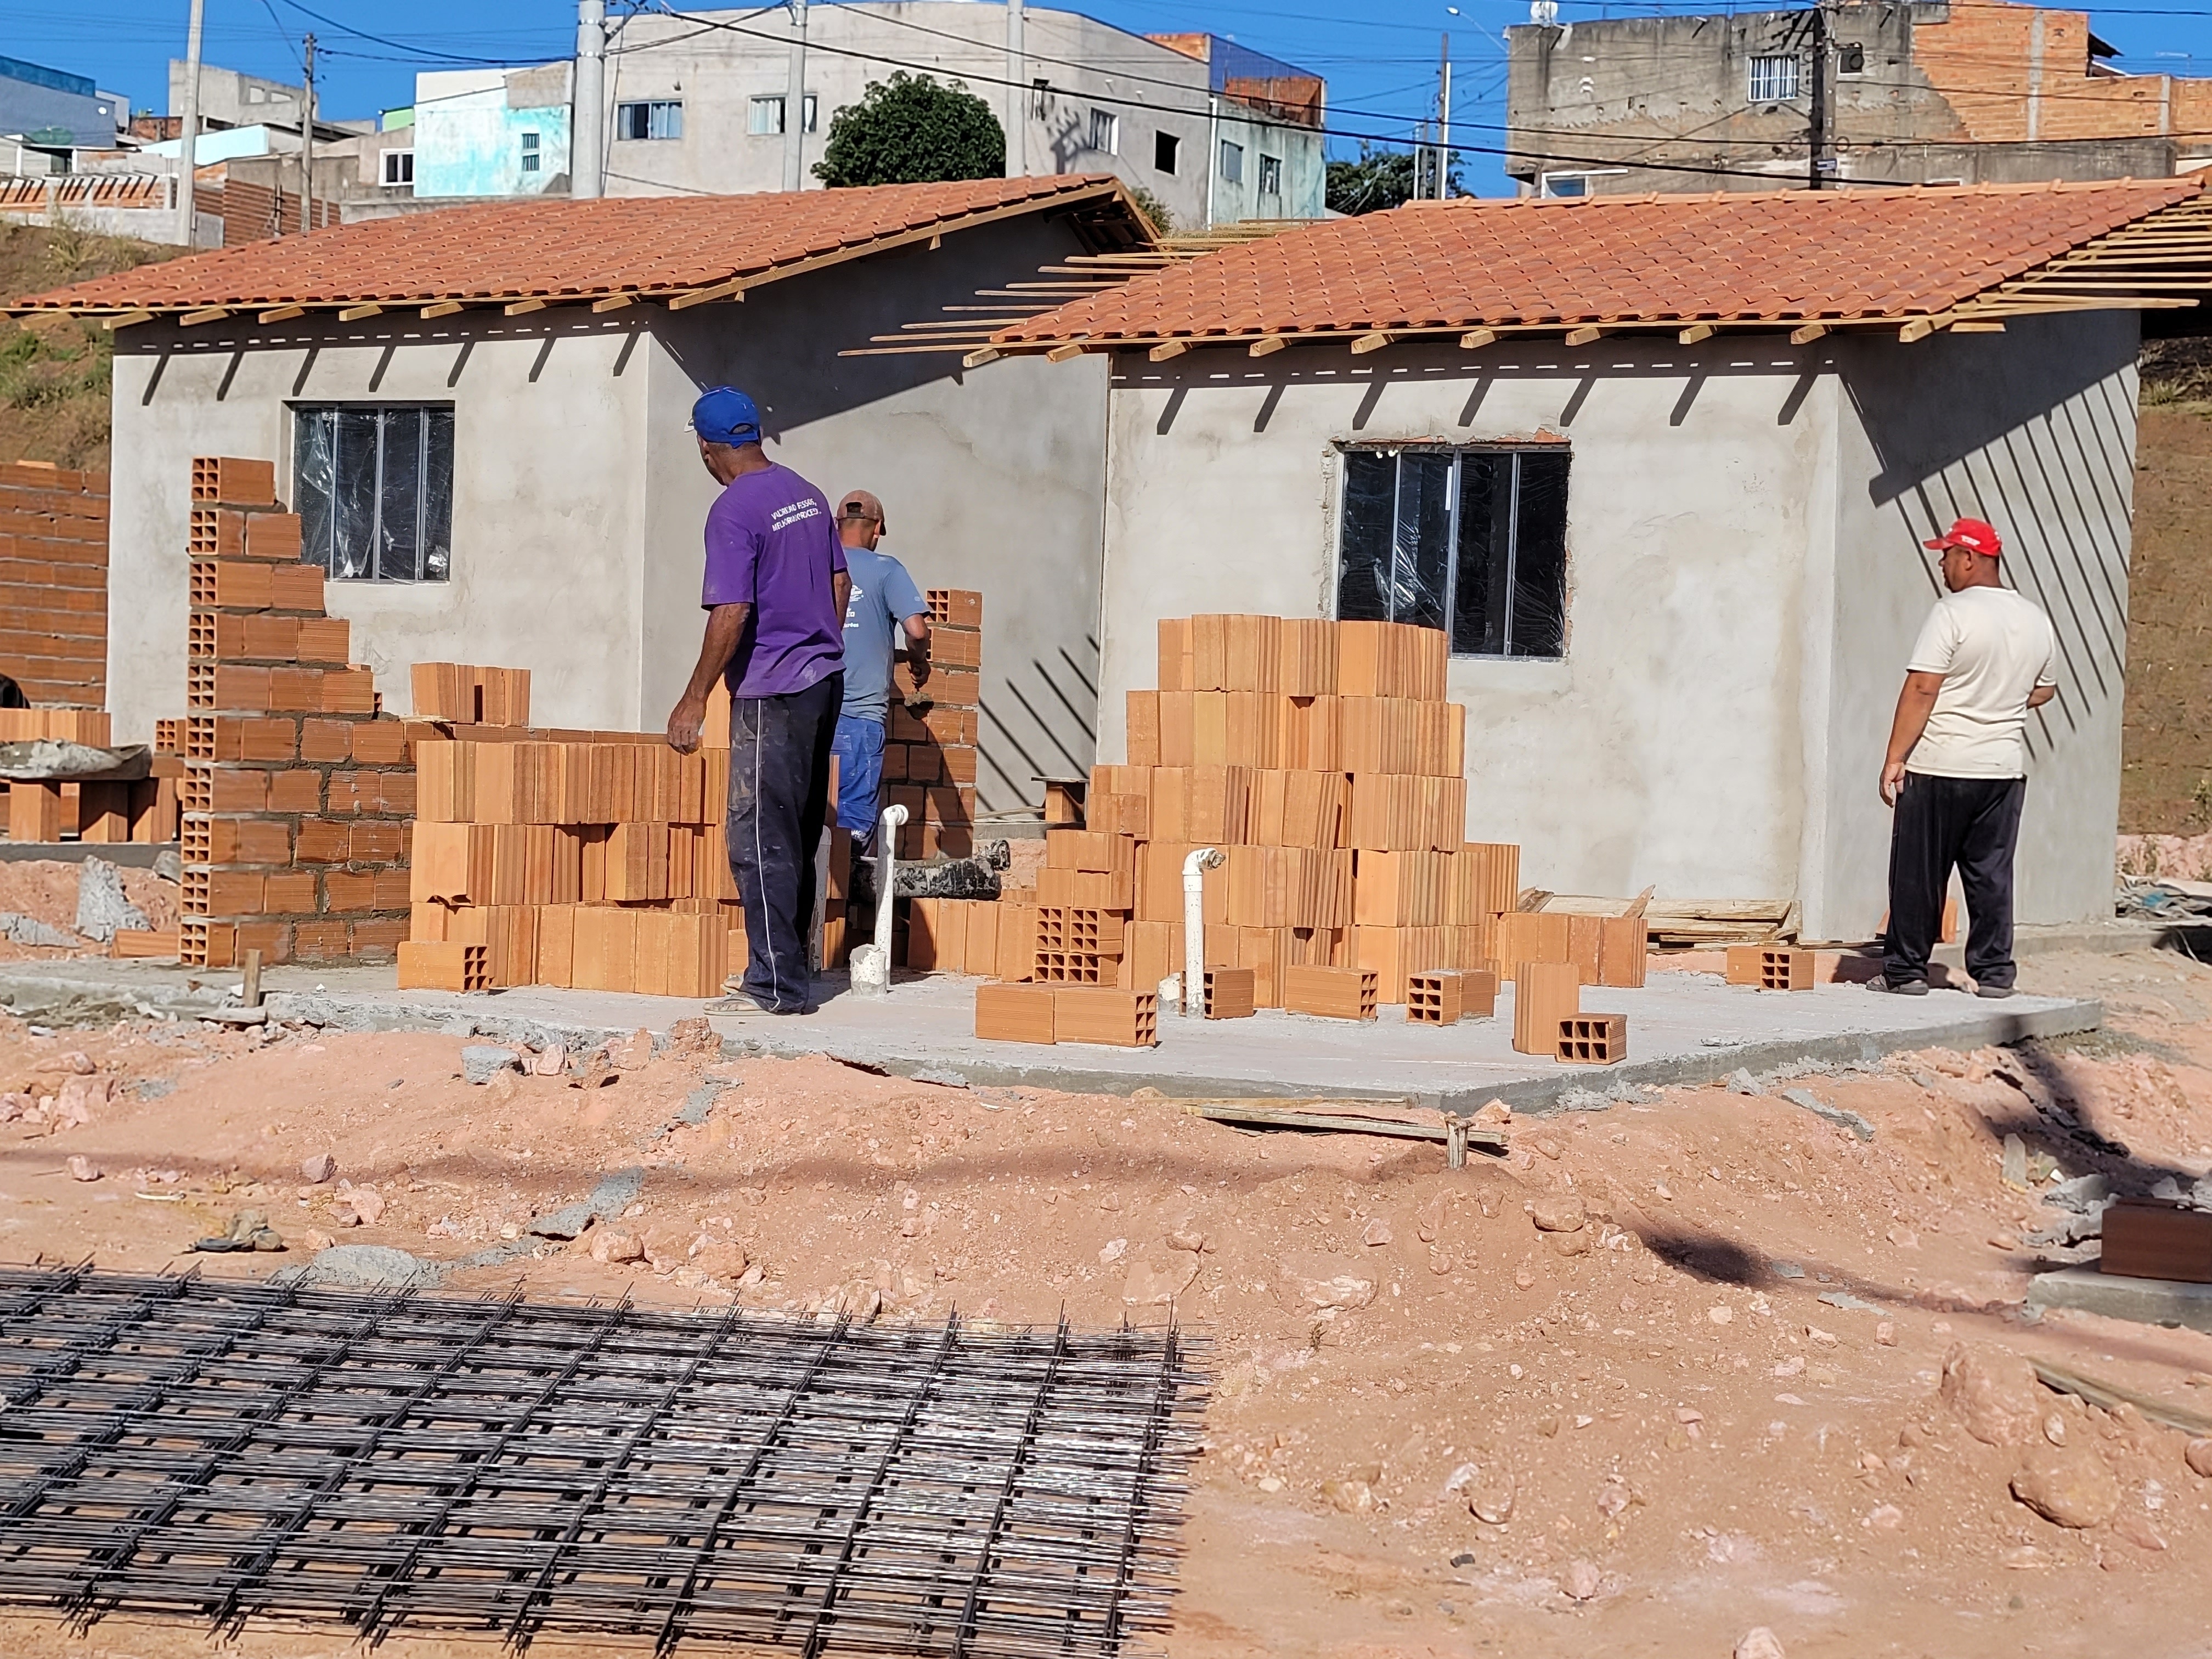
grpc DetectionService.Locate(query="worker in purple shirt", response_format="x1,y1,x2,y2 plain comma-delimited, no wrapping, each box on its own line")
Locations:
665,387,849,1016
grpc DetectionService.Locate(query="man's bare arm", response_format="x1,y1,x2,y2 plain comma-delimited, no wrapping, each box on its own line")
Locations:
832,569,851,627
2028,683,2056,709
1880,670,1945,806
900,612,932,690
667,602,749,753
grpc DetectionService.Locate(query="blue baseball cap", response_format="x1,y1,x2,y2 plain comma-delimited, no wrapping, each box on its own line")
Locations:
689,386,761,445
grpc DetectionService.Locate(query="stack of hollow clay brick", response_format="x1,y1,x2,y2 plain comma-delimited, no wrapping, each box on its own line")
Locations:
1077,614,1512,1008
2,708,183,848
179,457,415,968
400,677,853,996
883,589,981,861
961,614,1657,1054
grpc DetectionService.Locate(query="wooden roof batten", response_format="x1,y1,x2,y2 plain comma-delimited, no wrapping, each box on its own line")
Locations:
11,178,1145,328
954,193,2212,362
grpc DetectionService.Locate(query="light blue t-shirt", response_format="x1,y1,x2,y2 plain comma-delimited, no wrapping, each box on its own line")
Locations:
838,543,928,723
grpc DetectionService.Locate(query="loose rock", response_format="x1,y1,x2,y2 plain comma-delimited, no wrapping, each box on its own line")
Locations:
1361,1217,1393,1247
1940,1343,2043,1447
1276,1252,1378,1313
343,1187,387,1226
591,1231,647,1265
301,1153,338,1184
461,1045,522,1085
2182,1439,2212,1479
1529,1194,1587,1233
2011,1443,2122,1529
74,856,149,944
65,1155,100,1182
1735,1629,1786,1659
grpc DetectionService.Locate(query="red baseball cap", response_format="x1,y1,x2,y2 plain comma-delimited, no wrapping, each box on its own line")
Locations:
1925,516,2002,557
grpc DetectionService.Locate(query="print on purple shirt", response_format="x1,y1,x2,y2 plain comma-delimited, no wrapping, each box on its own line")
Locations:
701,462,849,698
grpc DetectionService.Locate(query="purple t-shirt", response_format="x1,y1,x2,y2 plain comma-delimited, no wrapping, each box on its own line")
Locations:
701,462,848,698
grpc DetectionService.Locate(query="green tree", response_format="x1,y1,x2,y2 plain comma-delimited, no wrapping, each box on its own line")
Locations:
1324,144,1466,215
1326,145,1414,216
814,72,1005,188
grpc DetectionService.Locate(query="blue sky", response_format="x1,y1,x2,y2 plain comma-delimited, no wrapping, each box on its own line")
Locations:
13,0,2212,196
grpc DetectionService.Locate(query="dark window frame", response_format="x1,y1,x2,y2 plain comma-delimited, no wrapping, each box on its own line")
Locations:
1154,129,1179,174
291,403,455,584
616,98,684,140
1334,443,1571,660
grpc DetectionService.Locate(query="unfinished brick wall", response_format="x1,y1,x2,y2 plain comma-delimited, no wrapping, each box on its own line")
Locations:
179,457,414,968
0,461,107,707
1914,5,2186,144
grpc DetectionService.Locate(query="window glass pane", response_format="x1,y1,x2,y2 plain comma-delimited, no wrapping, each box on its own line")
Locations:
1510,450,1571,658
377,408,423,582
294,408,335,573
423,408,454,580
331,409,380,580
1337,450,1395,623
1394,452,1452,633
1452,453,1511,655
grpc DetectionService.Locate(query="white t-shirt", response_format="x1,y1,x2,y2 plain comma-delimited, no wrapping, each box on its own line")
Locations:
1904,585,2057,778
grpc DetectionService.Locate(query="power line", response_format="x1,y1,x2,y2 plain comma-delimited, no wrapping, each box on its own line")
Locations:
614,4,1837,180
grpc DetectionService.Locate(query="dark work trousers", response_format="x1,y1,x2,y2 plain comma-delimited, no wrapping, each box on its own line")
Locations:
1883,770,2028,991
726,672,842,1012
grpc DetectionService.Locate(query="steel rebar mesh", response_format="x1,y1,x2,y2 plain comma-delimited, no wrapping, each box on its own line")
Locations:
0,1266,1206,1656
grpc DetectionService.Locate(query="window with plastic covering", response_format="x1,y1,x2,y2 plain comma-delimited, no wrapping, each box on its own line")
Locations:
292,405,455,583
1335,445,1570,658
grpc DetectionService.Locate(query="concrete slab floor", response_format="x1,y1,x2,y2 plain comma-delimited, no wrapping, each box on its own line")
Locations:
0,956,2100,1114
2029,1265,2212,1336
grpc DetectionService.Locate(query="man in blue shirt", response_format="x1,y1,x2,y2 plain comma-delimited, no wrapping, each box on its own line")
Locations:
829,489,930,857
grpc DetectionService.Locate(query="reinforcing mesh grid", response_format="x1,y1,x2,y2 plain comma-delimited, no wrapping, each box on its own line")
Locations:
0,1267,1205,1656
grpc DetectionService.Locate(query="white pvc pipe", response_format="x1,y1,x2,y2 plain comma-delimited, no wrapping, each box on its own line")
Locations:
873,803,909,962
1180,847,1221,1015
848,803,907,1000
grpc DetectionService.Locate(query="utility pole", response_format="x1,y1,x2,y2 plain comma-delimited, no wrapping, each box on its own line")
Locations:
1005,0,1026,177
573,0,606,200
1438,33,1453,199
1808,1,1830,189
783,0,808,191
300,33,315,233
176,0,205,246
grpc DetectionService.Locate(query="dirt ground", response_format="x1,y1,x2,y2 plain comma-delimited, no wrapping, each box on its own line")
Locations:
3,948,2212,1659
0,857,178,961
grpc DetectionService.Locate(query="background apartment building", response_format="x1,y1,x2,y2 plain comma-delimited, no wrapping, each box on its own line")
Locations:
1507,0,2212,196
380,4,1325,229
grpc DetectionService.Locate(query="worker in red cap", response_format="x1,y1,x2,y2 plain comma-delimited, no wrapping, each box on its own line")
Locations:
1876,516,2057,998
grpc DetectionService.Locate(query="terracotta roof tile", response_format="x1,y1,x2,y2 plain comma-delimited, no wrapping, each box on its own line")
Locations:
9,176,1126,312
996,179,2202,343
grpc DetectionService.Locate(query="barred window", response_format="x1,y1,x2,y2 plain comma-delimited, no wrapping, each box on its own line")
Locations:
1747,54,1801,103
293,405,455,583
1337,445,1570,659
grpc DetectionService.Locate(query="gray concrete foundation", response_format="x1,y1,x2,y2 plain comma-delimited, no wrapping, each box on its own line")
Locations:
2027,1265,2212,1335
0,958,2098,1115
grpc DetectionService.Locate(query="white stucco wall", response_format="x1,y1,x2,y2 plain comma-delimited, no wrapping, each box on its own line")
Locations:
1093,323,2134,930
101,214,1110,815
108,318,651,741
1818,312,2140,935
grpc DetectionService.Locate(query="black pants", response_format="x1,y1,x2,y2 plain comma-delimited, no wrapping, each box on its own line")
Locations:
1883,771,2027,990
726,672,842,1012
